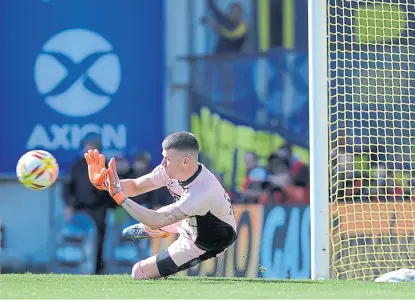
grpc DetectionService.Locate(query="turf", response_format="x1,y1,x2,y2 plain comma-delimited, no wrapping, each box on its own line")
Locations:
0,274,414,299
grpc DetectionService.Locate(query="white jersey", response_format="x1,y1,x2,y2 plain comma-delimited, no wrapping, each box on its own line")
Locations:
147,163,237,251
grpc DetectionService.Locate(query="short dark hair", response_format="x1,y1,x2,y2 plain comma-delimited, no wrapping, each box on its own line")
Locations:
162,131,200,152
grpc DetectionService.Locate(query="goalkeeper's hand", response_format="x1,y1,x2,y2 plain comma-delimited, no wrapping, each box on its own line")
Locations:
84,149,107,190
106,157,127,205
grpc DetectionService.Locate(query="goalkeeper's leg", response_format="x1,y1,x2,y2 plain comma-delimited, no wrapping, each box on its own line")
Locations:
131,235,222,280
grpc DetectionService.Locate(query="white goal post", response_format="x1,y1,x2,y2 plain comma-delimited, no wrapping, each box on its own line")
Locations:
308,0,330,280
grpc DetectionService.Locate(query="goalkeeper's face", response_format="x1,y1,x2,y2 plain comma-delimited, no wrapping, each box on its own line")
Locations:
161,148,192,180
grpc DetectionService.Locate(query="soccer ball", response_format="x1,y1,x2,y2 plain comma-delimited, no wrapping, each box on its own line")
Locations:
16,150,59,190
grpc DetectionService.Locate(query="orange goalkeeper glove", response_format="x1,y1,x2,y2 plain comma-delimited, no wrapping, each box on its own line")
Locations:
84,149,107,190
106,157,127,205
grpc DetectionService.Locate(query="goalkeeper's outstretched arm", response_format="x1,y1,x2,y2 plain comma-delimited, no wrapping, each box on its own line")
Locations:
85,149,161,197
106,158,187,230
120,176,160,198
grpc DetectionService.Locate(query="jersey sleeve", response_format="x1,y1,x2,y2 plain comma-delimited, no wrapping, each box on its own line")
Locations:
146,165,169,188
174,187,210,217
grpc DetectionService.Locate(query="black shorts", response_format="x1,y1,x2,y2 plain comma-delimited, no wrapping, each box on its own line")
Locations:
156,235,223,277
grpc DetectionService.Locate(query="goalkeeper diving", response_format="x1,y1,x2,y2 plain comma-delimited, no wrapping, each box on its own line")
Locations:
84,131,237,279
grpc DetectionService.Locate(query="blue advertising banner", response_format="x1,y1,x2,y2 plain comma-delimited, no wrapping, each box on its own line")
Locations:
260,205,310,279
0,0,164,175
190,49,309,139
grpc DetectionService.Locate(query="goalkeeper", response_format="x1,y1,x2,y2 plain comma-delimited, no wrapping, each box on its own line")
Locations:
85,132,237,279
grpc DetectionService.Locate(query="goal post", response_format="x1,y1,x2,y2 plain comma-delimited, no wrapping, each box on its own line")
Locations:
312,0,415,281
308,0,330,280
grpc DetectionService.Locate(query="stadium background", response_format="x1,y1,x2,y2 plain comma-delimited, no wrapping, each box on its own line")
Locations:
0,0,409,279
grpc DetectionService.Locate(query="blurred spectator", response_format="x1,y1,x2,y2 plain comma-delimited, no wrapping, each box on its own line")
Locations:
115,154,131,180
267,149,293,188
201,0,247,54
260,144,310,205
129,152,171,209
244,151,260,175
62,134,116,274
241,152,268,203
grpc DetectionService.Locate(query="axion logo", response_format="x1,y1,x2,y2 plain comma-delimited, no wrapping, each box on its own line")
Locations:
34,28,121,117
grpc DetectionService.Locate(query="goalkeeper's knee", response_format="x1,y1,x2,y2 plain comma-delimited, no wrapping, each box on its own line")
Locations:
131,261,150,280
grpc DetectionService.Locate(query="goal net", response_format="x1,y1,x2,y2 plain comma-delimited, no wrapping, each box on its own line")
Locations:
328,0,415,280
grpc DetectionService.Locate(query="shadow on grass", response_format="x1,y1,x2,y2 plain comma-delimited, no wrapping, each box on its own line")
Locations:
166,277,324,284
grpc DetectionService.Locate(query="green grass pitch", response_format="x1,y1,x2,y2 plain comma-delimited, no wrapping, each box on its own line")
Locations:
0,274,414,299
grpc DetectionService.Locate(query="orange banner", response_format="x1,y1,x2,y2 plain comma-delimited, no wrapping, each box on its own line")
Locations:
330,202,415,280
331,202,415,236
